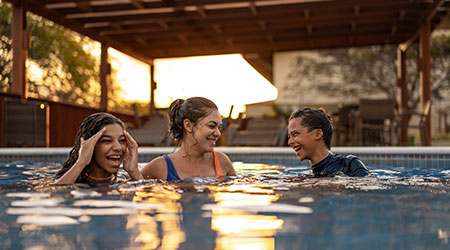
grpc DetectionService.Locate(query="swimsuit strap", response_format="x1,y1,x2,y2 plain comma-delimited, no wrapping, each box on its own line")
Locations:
163,155,181,181
164,152,224,181
213,151,226,181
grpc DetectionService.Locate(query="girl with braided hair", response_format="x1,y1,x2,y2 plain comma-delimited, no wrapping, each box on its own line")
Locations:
141,97,236,181
55,113,143,184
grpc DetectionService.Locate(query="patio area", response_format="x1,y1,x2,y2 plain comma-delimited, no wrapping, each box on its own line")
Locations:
1,0,450,147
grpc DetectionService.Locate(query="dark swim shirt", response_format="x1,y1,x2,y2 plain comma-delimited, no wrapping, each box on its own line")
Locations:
311,153,370,177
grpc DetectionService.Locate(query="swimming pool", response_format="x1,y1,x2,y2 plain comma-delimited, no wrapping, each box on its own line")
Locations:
0,147,449,249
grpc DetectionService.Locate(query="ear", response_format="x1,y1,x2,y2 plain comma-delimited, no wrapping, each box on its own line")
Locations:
183,118,193,133
314,129,323,140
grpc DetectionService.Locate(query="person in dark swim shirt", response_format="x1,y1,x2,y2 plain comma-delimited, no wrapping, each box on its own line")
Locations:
288,108,369,177
141,97,236,181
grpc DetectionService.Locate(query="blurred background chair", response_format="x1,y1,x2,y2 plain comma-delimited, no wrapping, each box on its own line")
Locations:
128,117,172,146
4,97,48,147
437,109,449,134
333,104,359,146
354,98,396,146
397,100,431,146
226,117,287,146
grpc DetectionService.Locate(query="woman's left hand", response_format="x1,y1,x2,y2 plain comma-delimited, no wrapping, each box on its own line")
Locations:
123,130,143,180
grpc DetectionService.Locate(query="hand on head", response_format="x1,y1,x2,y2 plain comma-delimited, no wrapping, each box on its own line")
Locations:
77,127,106,167
123,130,143,180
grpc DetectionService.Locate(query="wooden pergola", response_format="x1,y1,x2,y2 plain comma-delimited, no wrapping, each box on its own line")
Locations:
4,0,450,145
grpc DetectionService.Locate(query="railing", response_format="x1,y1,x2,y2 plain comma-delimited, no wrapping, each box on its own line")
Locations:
0,93,137,147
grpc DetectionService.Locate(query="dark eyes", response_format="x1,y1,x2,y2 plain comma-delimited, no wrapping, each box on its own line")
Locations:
289,132,299,138
208,124,222,130
100,137,126,143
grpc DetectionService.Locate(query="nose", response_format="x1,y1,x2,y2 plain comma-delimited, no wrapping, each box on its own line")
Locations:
288,136,294,147
213,127,221,137
111,140,122,151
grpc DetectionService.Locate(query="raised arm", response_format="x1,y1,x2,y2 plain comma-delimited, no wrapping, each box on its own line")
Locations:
123,130,143,180
55,127,105,184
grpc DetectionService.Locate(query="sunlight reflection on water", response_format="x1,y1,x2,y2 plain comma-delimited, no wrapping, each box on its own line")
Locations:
0,161,449,249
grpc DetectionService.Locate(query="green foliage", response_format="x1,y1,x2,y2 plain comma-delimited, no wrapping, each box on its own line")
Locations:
0,2,12,92
288,34,450,113
0,2,132,111
27,12,100,105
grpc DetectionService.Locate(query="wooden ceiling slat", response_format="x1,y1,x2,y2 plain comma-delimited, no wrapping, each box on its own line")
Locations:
60,1,428,24
110,21,417,44
140,33,412,59
91,9,421,36
4,0,449,62
122,27,415,52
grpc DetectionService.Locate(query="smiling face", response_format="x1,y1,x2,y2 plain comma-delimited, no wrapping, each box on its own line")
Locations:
89,124,126,178
189,109,222,152
288,117,322,162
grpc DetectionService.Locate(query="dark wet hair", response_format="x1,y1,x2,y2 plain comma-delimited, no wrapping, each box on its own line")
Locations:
54,113,124,181
289,108,333,149
167,96,218,141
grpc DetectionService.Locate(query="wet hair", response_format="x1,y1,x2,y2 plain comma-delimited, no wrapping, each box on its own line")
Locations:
167,96,218,141
54,113,124,181
289,108,333,149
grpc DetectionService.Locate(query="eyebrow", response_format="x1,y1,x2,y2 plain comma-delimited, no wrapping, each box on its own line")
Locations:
100,134,125,139
207,120,220,125
289,129,298,135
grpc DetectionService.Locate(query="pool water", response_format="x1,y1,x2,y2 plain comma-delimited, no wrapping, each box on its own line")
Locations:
0,160,449,250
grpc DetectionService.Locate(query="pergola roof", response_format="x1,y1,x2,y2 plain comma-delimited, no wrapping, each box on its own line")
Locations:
5,0,450,81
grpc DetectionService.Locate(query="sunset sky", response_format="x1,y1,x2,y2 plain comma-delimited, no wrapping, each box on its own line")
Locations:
110,50,278,118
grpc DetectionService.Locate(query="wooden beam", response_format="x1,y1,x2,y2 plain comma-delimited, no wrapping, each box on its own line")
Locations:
425,0,445,23
400,0,445,51
11,0,27,99
74,3,425,25
212,24,222,33
76,2,92,13
397,47,408,145
249,2,258,15
21,0,153,64
100,43,110,112
399,30,418,52
419,21,431,146
304,9,310,19
131,0,145,9
88,8,421,39
125,25,413,50
149,63,157,116
243,53,273,84
197,5,207,18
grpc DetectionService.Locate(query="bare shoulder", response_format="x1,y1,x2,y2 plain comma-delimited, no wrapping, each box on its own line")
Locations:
141,156,168,180
216,151,236,176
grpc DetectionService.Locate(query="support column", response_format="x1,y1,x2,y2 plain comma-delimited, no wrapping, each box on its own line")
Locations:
149,63,157,116
100,43,110,111
397,47,409,145
419,21,432,146
11,0,28,99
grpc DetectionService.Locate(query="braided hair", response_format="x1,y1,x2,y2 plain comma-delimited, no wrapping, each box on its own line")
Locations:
54,113,124,181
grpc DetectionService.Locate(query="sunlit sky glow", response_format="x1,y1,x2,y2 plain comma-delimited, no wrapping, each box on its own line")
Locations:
112,51,278,118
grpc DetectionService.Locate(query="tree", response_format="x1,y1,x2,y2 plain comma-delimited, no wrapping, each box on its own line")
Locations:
0,3,12,91
287,33,450,115
0,2,130,110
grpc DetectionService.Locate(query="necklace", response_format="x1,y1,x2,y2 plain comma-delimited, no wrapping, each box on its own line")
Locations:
84,172,116,183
